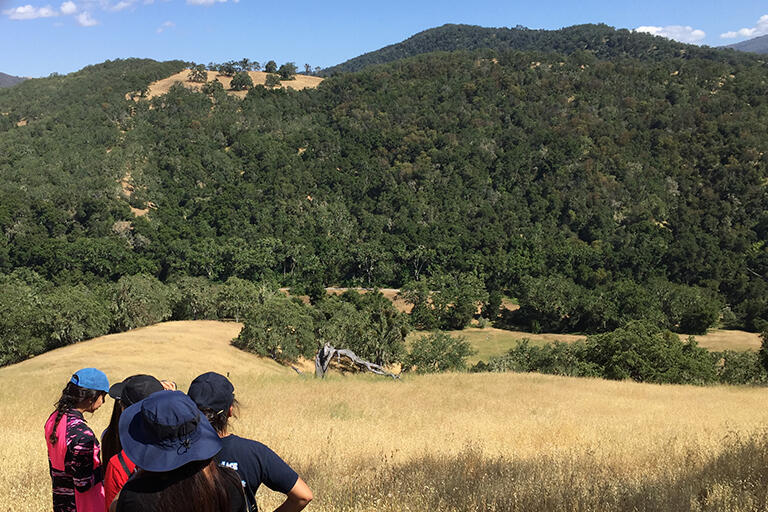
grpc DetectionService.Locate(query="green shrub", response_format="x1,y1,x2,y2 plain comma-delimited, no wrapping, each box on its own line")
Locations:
264,74,281,88
404,332,475,373
230,71,253,91
402,273,488,330
0,273,46,365
39,284,112,347
170,276,220,320
474,339,600,377
111,274,172,331
716,350,767,385
584,322,716,384
316,291,409,366
234,293,316,362
656,282,721,334
201,78,224,95
216,277,261,322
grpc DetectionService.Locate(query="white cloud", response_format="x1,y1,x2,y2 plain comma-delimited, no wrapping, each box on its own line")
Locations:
186,0,227,5
111,0,133,10
60,1,76,14
635,25,706,44
156,20,174,33
75,10,97,25
4,4,58,19
720,14,768,39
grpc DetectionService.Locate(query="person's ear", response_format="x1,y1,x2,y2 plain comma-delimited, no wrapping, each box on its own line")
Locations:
228,405,233,418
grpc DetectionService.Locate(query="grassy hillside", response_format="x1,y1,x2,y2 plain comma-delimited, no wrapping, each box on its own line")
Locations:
2,321,768,511
322,23,752,75
139,69,324,100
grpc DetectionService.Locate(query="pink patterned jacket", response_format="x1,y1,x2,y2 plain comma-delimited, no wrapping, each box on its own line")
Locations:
45,410,105,512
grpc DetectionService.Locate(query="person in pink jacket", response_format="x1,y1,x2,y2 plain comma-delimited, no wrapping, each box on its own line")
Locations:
45,368,110,512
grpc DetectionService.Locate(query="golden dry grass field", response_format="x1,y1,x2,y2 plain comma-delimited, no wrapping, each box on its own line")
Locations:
129,69,323,101
2,320,767,510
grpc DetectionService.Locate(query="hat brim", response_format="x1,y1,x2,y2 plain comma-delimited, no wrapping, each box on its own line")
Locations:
119,400,221,472
108,381,125,400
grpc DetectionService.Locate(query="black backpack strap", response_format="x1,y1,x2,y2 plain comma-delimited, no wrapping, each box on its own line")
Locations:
117,451,134,478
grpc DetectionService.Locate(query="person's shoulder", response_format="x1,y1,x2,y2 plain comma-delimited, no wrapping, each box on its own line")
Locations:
67,416,96,444
223,434,269,451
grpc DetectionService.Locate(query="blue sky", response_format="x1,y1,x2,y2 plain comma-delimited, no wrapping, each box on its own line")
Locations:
1,0,767,77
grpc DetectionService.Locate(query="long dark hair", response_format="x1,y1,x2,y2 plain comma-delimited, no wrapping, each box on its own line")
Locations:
49,381,105,444
100,400,123,465
150,458,241,512
199,398,239,435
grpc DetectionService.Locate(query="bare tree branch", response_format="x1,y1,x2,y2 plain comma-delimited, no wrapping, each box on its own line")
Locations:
315,343,400,379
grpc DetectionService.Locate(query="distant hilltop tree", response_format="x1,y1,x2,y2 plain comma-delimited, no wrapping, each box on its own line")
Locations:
264,73,281,88
264,60,277,73
219,61,237,76
230,71,253,91
278,62,297,80
188,64,208,83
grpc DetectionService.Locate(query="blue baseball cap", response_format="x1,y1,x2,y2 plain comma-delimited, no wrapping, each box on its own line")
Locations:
70,368,110,393
119,390,222,472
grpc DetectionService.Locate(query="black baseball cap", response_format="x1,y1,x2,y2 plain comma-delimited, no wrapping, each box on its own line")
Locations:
109,374,165,407
188,372,234,413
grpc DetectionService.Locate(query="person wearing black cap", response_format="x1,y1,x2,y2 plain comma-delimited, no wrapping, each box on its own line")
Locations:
111,390,245,512
188,372,312,512
101,374,165,510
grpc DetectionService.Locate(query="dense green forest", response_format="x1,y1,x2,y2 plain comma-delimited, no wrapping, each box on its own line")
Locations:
322,23,754,75
1,25,767,368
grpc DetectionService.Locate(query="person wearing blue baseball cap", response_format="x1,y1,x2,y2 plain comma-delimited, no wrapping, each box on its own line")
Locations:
110,390,246,512
45,368,110,512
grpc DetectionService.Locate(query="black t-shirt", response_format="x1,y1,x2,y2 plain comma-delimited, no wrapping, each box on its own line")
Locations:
216,435,298,510
116,465,245,512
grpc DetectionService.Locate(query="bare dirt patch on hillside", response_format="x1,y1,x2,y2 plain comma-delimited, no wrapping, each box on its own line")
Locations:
133,70,323,101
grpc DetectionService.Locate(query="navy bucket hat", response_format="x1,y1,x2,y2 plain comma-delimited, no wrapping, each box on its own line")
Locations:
119,390,221,472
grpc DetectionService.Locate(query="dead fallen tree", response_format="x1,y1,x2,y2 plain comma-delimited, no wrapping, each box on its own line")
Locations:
314,343,400,379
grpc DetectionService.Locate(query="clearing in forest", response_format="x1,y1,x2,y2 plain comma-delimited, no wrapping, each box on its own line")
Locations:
134,69,323,100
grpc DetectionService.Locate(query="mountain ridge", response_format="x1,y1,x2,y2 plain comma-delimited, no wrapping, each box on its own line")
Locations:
727,34,768,54
321,23,751,75
0,72,25,88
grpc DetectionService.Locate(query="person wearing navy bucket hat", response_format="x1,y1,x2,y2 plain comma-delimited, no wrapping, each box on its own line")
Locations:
188,372,312,512
110,390,246,512
102,374,166,509
45,368,110,512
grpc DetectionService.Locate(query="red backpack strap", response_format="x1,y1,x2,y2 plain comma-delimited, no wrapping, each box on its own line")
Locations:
117,451,134,478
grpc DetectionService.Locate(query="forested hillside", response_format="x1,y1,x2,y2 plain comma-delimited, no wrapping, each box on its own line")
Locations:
322,23,749,75
1,26,767,365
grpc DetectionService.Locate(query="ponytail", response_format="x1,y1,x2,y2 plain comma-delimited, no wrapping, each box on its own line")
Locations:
50,381,104,444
